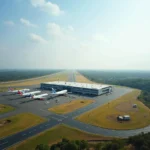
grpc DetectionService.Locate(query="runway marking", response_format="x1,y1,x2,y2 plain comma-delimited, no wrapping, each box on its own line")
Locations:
40,109,48,112
51,117,62,121
54,114,67,118
61,115,68,118
0,141,8,146
22,134,26,136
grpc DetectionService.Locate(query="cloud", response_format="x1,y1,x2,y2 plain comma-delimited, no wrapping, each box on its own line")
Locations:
92,34,109,43
4,21,15,26
47,23,63,38
30,0,64,16
67,25,74,32
29,33,47,44
47,23,76,41
20,18,38,28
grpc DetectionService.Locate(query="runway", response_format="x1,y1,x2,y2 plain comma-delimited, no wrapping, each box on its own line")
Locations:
68,71,76,82
0,71,149,149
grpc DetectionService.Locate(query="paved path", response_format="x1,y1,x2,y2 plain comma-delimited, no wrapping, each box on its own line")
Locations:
0,71,149,149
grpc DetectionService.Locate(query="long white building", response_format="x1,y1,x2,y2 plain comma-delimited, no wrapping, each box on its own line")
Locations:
41,81,112,96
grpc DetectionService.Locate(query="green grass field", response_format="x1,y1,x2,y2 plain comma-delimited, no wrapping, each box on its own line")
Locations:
8,124,113,150
76,90,150,130
0,113,46,138
0,71,69,89
48,99,95,114
0,104,15,114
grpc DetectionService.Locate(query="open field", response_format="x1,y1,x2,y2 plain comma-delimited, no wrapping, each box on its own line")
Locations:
48,99,95,114
0,113,46,138
8,124,113,150
0,104,15,114
76,90,150,130
75,72,95,83
0,72,68,89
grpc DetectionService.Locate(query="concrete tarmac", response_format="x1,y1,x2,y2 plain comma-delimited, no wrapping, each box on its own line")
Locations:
0,71,147,149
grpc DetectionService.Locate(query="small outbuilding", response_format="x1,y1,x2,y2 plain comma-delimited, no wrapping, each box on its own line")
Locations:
133,104,137,108
123,115,130,121
117,115,123,121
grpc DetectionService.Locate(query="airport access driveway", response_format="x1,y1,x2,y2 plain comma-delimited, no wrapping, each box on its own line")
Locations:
0,72,148,149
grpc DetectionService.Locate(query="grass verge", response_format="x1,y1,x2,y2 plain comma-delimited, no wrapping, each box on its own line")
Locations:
0,72,69,88
8,124,113,150
0,104,15,114
48,99,95,114
76,90,150,130
0,113,46,138
75,72,94,83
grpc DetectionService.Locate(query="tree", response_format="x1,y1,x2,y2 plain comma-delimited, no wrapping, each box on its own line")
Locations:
80,140,88,150
140,145,149,150
35,144,49,150
64,142,78,150
95,143,102,150
50,144,60,150
62,138,69,143
102,141,121,150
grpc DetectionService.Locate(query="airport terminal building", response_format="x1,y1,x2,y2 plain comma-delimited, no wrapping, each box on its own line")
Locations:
41,81,112,96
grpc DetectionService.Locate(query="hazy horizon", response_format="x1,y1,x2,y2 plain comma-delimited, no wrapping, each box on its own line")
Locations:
0,0,150,70
1,69,150,72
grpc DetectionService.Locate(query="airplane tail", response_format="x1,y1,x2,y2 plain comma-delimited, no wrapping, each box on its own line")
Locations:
18,91,23,95
52,88,56,94
29,94,34,98
8,87,13,91
31,93,36,99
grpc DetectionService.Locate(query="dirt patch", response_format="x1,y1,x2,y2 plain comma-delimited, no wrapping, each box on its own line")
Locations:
143,113,149,118
116,101,139,112
0,106,6,110
106,114,117,121
106,114,130,124
0,119,12,127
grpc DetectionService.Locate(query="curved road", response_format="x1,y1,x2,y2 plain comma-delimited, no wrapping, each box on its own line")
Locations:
0,71,149,149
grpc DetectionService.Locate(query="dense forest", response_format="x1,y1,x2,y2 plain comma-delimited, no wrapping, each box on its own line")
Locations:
78,70,150,92
78,70,150,108
138,91,150,108
0,69,63,82
35,132,150,150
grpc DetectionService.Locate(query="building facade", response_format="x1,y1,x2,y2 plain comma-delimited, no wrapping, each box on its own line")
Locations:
41,81,112,96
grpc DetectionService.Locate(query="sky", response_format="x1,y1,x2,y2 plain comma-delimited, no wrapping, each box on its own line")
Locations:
0,0,150,70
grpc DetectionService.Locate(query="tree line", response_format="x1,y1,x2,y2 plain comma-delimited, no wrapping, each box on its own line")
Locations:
138,91,150,108
35,132,150,150
0,69,62,82
78,70,150,108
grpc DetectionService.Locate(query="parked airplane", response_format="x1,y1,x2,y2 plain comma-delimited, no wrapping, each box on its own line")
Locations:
31,93,48,100
8,87,30,94
51,88,68,96
18,90,41,97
